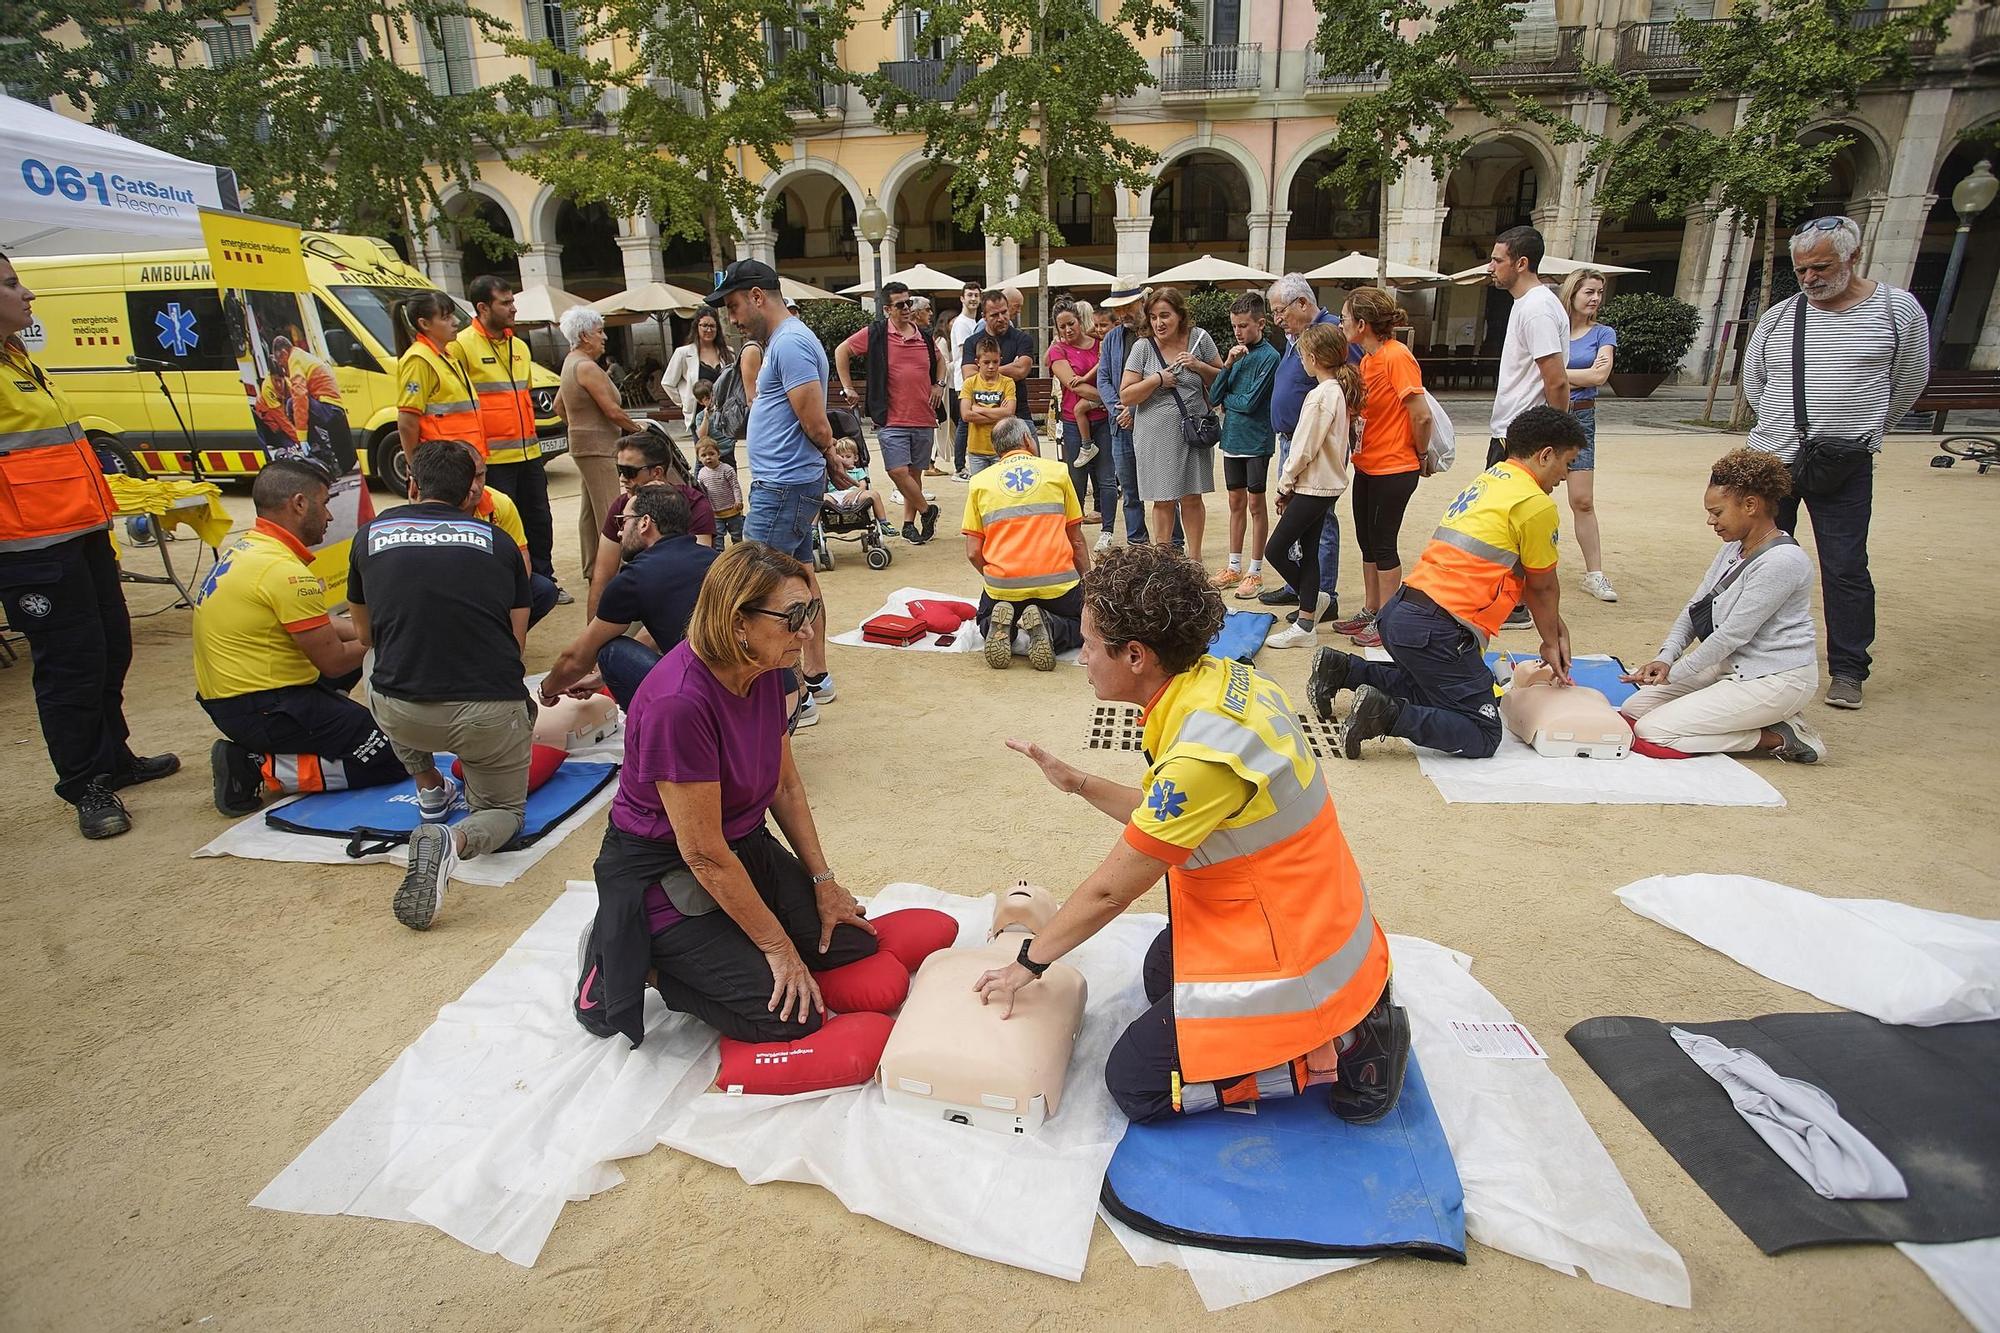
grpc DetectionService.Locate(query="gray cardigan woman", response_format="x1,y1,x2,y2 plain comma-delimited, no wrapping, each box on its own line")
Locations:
1620,450,1827,763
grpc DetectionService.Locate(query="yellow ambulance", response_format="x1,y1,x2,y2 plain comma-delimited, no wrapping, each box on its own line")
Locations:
14,231,567,489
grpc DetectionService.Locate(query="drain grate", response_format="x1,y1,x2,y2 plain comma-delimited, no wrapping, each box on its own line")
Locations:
1085,706,1338,759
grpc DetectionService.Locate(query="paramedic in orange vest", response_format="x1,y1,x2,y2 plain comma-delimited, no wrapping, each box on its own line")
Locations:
455,276,560,596
1306,404,1586,761
0,252,178,840
961,415,1090,672
395,291,482,464
976,542,1409,1124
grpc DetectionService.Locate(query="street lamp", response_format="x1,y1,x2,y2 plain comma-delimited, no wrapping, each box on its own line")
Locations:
858,191,889,312
1930,159,1998,364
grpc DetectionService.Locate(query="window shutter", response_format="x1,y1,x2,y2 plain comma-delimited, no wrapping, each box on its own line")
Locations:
444,16,475,94
416,20,449,96
203,20,254,69
1503,0,1558,60
1647,0,1715,17
1182,0,1209,41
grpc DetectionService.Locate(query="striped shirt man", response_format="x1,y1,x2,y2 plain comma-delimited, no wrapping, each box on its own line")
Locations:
1741,284,1929,462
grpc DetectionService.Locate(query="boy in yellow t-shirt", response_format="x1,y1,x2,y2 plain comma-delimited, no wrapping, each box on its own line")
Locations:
960,337,1016,474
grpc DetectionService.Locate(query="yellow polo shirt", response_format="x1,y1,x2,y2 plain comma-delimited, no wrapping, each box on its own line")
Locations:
192,518,330,699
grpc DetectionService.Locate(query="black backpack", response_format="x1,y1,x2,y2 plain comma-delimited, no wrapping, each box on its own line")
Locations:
707,345,754,440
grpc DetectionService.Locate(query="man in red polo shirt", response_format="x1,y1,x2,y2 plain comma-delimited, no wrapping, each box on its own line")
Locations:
836,279,944,544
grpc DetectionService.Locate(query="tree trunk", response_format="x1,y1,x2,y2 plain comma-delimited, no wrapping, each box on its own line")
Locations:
1038,106,1052,394
1728,193,1779,431
703,201,725,281
1377,171,1391,287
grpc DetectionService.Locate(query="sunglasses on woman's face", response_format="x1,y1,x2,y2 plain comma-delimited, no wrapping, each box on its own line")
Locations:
616,462,662,480
744,598,823,634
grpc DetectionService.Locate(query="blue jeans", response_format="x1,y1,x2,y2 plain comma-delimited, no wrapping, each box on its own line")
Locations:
1109,423,1149,543
744,478,825,562
716,512,745,545
967,453,998,477
597,635,663,712
1345,591,1503,757
1778,459,1873,682
1061,417,1117,532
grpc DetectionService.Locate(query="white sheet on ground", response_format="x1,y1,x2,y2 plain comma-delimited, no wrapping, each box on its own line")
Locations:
1416,735,1783,807
1901,1239,2000,1333
254,886,1687,1307
830,585,1081,664
1616,875,2000,1026
1104,935,1693,1311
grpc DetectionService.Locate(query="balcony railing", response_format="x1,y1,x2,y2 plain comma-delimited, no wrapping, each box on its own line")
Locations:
1847,6,1938,56
1159,43,1263,95
1977,4,2000,61
877,58,976,101
1471,25,1586,84
1304,49,1383,87
1614,19,1726,72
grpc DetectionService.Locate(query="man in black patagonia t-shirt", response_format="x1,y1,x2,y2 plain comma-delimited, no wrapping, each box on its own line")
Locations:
349,439,533,932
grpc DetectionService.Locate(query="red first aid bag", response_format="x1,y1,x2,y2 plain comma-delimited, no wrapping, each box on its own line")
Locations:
862,613,927,647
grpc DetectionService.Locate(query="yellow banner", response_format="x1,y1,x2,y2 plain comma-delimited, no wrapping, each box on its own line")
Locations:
199,209,308,293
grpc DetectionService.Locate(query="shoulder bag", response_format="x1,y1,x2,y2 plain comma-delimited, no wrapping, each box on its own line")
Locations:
1787,295,1880,497
1146,337,1221,451
1687,533,1799,640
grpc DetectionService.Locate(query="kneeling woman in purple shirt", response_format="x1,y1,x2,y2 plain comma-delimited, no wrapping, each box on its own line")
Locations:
573,541,954,1093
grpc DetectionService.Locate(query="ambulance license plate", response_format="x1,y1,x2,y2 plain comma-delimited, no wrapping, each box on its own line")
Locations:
538,435,569,457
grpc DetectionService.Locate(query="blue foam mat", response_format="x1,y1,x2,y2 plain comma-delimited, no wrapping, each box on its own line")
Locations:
1208,609,1278,664
1486,650,1635,706
1101,1054,1466,1261
263,756,617,855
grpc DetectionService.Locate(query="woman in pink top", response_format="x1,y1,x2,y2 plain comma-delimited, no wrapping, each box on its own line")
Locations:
1048,302,1117,547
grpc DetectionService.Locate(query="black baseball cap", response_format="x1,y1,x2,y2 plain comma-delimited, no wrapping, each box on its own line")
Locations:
706,259,782,307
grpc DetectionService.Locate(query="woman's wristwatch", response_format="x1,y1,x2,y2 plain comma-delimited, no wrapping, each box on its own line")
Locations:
810,868,839,885
1016,937,1050,978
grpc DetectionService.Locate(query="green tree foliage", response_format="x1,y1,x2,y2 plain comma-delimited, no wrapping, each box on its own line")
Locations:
1309,0,1527,284
1183,287,1236,353
204,0,520,256
794,298,873,359
501,0,856,277
863,0,1185,346
0,0,237,155
1599,291,1701,374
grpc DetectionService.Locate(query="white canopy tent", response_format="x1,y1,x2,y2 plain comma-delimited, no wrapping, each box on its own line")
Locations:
0,95,237,256
1008,258,1120,289
1146,255,1278,287
1305,251,1452,287
839,263,968,295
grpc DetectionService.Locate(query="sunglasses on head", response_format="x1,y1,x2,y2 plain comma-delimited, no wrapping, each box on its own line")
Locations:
1795,215,1854,235
744,597,823,634
616,462,662,479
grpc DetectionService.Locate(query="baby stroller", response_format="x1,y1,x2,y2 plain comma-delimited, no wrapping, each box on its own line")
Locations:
811,409,894,572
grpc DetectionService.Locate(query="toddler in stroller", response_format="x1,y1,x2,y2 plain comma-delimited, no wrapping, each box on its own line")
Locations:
812,421,896,572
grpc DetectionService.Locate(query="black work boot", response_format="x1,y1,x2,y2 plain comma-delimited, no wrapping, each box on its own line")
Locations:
109,752,181,790
76,779,133,840
1307,647,1360,722
1337,684,1401,760
1329,988,1412,1125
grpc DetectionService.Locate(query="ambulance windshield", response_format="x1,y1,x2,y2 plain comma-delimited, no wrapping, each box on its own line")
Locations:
328,285,472,356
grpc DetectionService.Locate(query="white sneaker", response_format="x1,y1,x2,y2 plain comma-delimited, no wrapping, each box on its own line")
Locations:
1093,531,1114,554
1265,623,1320,649
1582,571,1619,603
394,824,455,931
808,672,836,704
793,694,820,729
1075,441,1100,467
416,775,458,823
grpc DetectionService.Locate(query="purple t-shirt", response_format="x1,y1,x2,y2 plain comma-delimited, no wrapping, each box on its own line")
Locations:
611,640,788,844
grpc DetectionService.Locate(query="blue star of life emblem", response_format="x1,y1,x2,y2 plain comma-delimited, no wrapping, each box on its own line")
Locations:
1445,478,1485,519
155,302,199,356
1003,464,1035,493
1147,778,1187,820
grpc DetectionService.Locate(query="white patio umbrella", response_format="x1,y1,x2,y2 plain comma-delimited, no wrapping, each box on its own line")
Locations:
780,276,855,304
593,281,708,348
1304,251,1451,287
1145,254,1278,287
1008,258,1120,289
509,284,592,326
839,263,970,295
1448,255,1649,284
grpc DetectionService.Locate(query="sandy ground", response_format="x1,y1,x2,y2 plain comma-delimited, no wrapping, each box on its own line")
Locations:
2,402,1995,1332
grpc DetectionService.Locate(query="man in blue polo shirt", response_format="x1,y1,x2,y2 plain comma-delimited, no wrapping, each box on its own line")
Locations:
1262,272,1344,610
538,486,717,710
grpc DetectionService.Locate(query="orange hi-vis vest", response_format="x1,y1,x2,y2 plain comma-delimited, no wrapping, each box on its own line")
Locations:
399,334,484,452
1403,459,1561,643
455,323,537,465
0,338,115,553
958,448,1083,602
1123,656,1391,1084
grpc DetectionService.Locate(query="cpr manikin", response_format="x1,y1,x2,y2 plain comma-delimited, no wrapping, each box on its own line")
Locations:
878,882,1088,1136
456,692,623,792
1497,659,1629,760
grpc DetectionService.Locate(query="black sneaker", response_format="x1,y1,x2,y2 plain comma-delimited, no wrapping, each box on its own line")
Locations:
108,752,181,790
1502,605,1533,628
1306,647,1358,722
1258,585,1300,607
920,503,940,543
76,779,132,840
902,521,924,545
210,739,265,817
1337,685,1399,760
1329,989,1412,1125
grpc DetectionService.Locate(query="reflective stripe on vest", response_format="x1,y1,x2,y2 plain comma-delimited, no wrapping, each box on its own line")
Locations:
405,341,485,451
458,328,537,464
0,345,115,551
1428,523,1522,573
0,424,88,454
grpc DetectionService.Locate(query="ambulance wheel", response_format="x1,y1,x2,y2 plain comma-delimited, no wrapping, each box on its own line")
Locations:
370,431,412,494
867,546,891,570
90,432,148,481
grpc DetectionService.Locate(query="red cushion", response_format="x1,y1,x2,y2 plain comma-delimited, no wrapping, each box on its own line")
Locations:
713,1011,895,1096
453,744,567,792
870,908,959,972
907,600,975,635
814,952,910,1014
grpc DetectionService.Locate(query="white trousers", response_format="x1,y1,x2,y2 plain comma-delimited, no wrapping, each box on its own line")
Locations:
1621,662,1818,754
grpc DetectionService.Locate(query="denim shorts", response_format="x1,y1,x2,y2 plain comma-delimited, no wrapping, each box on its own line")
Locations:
876,426,934,473
743,479,826,562
1569,407,1597,471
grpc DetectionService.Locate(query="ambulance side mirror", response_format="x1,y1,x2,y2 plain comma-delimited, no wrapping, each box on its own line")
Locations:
325,329,380,374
